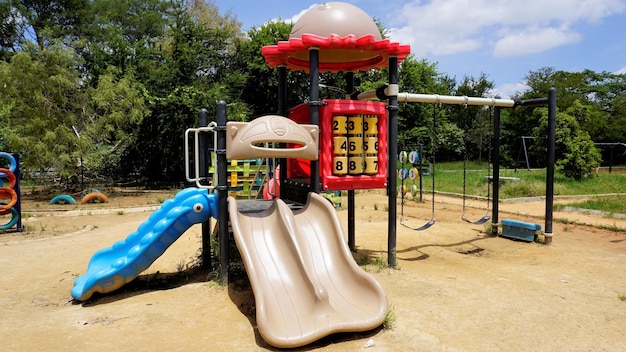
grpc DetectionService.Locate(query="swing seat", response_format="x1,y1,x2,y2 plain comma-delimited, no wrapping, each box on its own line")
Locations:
462,214,490,225
501,219,541,242
414,219,435,231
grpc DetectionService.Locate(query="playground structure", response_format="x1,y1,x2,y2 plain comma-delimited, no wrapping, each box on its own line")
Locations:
0,151,23,232
71,2,557,348
73,113,388,348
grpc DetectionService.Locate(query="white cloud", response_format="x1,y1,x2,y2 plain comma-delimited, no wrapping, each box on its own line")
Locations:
490,82,531,99
266,3,317,26
493,26,582,58
388,0,626,58
616,66,626,74
288,4,317,24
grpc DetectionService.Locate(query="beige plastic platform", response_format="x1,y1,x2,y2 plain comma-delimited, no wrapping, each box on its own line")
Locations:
228,192,387,348
226,115,318,160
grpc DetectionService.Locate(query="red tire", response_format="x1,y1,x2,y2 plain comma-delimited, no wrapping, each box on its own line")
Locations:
0,187,17,212
0,168,16,189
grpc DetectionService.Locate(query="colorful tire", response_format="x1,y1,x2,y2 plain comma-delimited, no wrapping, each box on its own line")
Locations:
408,151,419,164
411,184,418,198
0,203,9,215
50,195,76,205
0,168,16,189
0,206,19,230
0,188,17,211
81,192,109,204
0,152,17,174
398,151,408,163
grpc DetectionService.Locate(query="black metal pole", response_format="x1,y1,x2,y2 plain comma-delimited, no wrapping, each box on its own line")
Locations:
544,87,556,244
520,97,549,107
492,106,501,235
278,66,287,116
216,101,229,282
198,108,212,269
346,71,356,252
309,48,321,193
13,153,23,231
419,144,423,202
387,56,399,268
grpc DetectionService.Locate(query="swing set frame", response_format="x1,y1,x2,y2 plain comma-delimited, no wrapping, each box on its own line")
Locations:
357,84,557,267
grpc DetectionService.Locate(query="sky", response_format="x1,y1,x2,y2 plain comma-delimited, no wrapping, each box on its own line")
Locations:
214,0,626,98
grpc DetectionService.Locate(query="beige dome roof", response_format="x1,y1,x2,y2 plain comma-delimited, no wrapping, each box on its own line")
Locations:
261,2,410,72
290,2,382,40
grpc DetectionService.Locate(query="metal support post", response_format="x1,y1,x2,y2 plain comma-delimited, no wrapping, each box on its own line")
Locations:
387,57,399,268
216,101,229,282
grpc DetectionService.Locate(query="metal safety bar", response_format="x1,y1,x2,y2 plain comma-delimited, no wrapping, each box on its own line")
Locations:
357,84,517,108
184,122,218,189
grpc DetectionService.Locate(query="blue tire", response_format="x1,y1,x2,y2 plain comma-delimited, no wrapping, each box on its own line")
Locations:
0,152,17,177
50,195,76,205
0,207,19,230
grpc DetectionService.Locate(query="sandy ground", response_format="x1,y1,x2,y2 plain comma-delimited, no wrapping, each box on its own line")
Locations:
1,188,625,351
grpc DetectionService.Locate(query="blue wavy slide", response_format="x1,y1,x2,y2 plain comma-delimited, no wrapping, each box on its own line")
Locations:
71,188,218,301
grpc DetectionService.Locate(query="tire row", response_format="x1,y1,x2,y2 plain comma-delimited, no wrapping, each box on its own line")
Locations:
0,152,19,230
50,189,109,205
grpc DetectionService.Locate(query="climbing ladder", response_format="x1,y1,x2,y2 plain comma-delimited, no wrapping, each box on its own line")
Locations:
209,152,267,198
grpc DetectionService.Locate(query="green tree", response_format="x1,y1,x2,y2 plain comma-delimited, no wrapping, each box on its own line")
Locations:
119,0,247,183
512,67,626,168
75,0,169,85
83,68,150,179
452,73,495,162
395,55,458,161
232,20,311,118
0,42,88,181
532,102,602,180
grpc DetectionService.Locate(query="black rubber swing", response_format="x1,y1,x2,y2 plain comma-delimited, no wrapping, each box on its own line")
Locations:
461,104,492,225
400,103,437,231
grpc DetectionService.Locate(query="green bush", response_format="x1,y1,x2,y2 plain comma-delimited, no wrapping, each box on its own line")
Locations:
557,134,602,181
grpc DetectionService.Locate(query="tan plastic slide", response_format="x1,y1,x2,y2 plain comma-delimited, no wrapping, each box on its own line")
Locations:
228,192,387,348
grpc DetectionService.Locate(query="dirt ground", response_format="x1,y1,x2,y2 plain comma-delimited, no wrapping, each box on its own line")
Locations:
1,188,625,351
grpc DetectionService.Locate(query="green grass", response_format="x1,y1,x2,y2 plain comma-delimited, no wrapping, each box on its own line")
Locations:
383,305,396,330
399,161,626,199
556,197,626,215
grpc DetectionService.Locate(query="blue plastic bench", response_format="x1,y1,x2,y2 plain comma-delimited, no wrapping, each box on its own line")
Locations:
501,219,541,242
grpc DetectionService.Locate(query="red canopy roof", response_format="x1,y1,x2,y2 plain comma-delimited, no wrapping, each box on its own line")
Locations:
262,33,411,73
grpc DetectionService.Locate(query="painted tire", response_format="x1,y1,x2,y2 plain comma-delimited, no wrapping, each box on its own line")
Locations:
0,152,17,177
408,151,419,164
0,168,16,189
0,203,10,215
411,184,418,198
0,206,19,230
0,188,17,211
81,192,109,204
398,151,408,164
50,195,76,205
